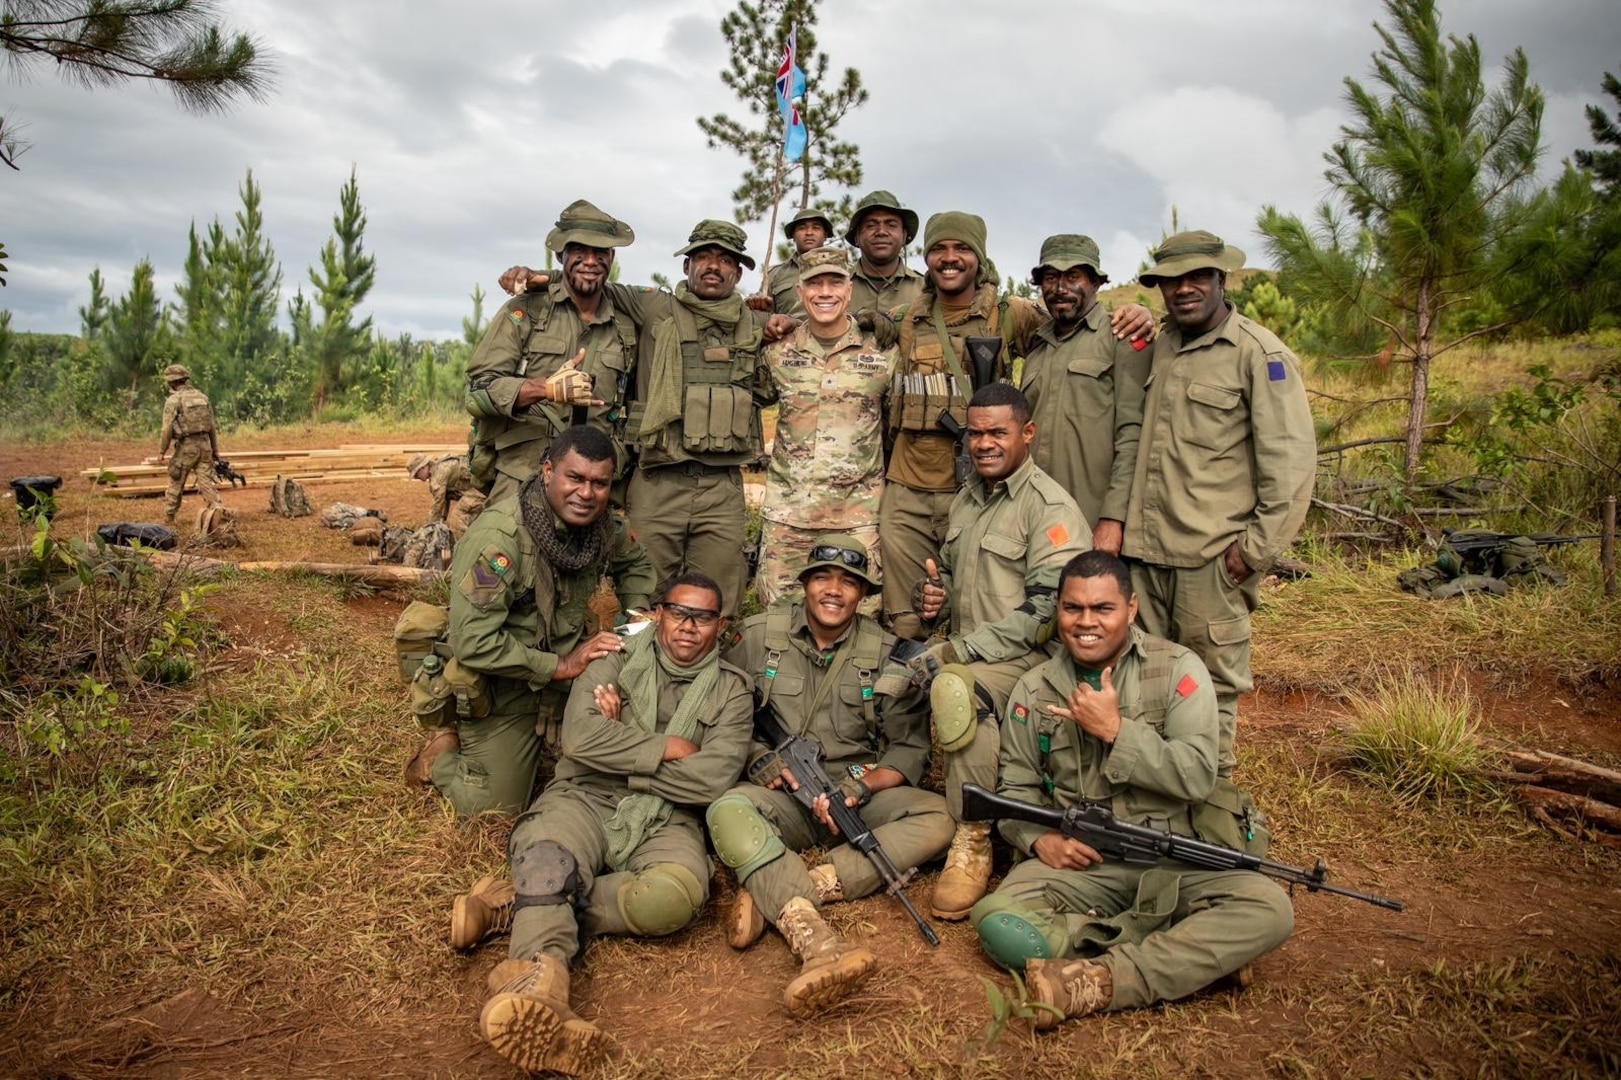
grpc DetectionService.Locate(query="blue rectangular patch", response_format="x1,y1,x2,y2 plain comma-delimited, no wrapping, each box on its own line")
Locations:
1267,359,1287,382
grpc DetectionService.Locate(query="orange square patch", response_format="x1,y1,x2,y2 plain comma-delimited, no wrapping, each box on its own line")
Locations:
1046,523,1071,547
1176,674,1199,698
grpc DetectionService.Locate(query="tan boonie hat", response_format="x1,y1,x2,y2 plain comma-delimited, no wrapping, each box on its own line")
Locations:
799,533,880,590
782,206,834,240
162,364,190,383
674,219,755,270
406,454,432,476
843,189,919,245
544,199,635,255
1031,234,1109,285
797,247,853,285
1138,230,1245,285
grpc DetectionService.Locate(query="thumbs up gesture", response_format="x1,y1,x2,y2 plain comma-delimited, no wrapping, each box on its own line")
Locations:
917,558,947,621
544,350,604,406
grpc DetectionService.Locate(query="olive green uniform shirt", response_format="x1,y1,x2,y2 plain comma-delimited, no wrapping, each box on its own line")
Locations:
1021,302,1150,527
850,260,925,319
937,456,1091,663
997,627,1219,856
726,607,931,785
1123,307,1315,572
449,497,655,688
765,255,808,317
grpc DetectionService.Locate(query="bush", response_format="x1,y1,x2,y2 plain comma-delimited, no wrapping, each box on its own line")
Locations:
1340,667,1499,805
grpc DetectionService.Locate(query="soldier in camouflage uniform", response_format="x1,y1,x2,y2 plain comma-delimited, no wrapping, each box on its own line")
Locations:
1021,235,1150,556
756,247,895,613
407,452,477,525
157,363,221,525
1123,232,1316,777
969,551,1293,1026
480,571,752,1075
409,425,656,820
843,190,925,317
756,206,834,317
910,383,1091,920
466,200,638,503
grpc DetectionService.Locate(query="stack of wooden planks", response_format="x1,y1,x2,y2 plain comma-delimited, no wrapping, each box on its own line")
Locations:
82,444,464,498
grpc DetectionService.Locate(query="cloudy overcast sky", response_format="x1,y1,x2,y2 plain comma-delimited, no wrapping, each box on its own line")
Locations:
3,0,1617,339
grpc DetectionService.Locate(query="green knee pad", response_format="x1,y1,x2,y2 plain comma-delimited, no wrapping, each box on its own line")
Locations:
706,793,786,879
931,665,978,753
971,893,1062,973
616,863,706,937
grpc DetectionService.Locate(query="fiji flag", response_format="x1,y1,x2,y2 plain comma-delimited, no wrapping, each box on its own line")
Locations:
775,27,808,162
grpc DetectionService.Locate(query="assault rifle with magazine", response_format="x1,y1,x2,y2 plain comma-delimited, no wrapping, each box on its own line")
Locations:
961,783,1404,911
213,458,247,488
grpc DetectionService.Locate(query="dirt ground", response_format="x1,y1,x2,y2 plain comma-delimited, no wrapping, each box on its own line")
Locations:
4,433,1620,1078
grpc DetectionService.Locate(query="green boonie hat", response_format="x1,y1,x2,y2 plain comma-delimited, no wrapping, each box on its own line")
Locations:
1031,234,1109,285
674,219,756,270
406,454,431,476
800,533,880,590
162,364,190,383
782,206,834,241
843,189,919,245
1139,230,1245,285
797,247,853,285
544,198,635,255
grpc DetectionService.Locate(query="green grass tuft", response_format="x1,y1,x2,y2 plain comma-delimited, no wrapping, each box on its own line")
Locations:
1340,667,1500,806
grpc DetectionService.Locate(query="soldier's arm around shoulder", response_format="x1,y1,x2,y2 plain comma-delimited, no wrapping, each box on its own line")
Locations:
1236,316,1317,572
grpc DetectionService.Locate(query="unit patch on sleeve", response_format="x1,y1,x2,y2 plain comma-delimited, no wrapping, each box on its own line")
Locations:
1175,674,1200,698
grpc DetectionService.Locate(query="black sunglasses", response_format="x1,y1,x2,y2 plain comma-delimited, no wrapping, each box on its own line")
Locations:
657,602,722,628
808,545,869,572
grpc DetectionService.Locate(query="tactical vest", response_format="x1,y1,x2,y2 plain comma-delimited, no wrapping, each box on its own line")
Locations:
171,387,215,439
755,607,882,738
630,302,762,460
888,294,1010,436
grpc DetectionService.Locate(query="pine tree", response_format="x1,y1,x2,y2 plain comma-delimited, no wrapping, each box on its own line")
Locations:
298,167,376,411
1576,71,1621,198
696,0,868,228
171,221,225,382
104,258,168,397
216,169,282,386
78,267,110,341
462,284,488,348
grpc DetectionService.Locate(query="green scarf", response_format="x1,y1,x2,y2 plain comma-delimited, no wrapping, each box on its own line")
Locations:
640,283,764,438
602,629,722,870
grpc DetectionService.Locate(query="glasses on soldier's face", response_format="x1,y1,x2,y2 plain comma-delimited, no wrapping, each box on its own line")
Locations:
808,545,869,572
657,603,722,628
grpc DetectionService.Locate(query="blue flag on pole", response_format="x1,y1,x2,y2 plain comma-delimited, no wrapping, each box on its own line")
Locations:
775,27,807,162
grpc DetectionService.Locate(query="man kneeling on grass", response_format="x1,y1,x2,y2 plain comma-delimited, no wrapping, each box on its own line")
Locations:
969,551,1293,1025
478,571,753,1075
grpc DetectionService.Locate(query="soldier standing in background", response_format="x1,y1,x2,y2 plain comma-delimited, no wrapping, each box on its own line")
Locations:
156,363,221,525
843,189,925,317
1124,231,1316,777
755,206,834,317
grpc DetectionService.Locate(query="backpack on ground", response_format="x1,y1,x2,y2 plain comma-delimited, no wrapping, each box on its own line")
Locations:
269,475,313,518
193,504,242,548
95,522,178,550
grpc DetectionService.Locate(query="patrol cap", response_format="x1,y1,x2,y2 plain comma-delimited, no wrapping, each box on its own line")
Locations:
843,189,919,245
162,364,190,383
406,454,432,476
674,219,756,270
797,247,853,285
1138,230,1245,286
782,206,834,241
799,534,880,590
545,199,635,255
1031,234,1109,285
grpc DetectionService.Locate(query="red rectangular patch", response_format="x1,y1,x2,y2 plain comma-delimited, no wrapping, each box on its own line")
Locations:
1175,674,1199,698
1046,523,1070,547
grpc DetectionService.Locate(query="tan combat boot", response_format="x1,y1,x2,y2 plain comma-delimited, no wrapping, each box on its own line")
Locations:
808,863,843,903
778,896,876,1018
1025,957,1114,1030
405,726,458,787
479,953,608,1076
931,821,993,919
451,875,515,950
727,887,765,950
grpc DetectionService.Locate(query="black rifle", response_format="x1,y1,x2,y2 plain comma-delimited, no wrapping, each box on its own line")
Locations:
961,784,1404,912
1441,528,1598,558
752,705,941,946
936,410,974,487
213,459,247,488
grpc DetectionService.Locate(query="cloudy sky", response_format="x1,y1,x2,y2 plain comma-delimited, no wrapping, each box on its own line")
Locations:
3,0,1617,339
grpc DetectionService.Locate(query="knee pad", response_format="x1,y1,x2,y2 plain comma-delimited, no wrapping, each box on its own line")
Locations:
971,893,1062,973
511,840,581,911
706,793,786,880
616,863,705,937
930,665,979,753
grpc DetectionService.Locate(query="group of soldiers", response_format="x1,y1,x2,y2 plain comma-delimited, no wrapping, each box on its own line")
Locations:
405,191,1317,1074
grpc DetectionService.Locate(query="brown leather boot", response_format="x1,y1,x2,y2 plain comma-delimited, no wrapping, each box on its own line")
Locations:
451,875,514,950
479,953,608,1075
778,896,876,1019
728,887,765,950
930,821,992,919
405,726,457,787
1025,957,1114,1030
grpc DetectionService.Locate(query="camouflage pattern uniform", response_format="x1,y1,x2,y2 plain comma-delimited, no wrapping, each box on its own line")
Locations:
158,365,220,524
409,453,477,524
466,200,638,503
1124,232,1316,777
969,628,1293,1008
435,495,656,818
757,248,897,612
843,190,925,317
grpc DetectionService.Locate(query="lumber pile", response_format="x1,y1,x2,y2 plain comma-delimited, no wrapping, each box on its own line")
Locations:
1491,744,1621,847
81,444,463,498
